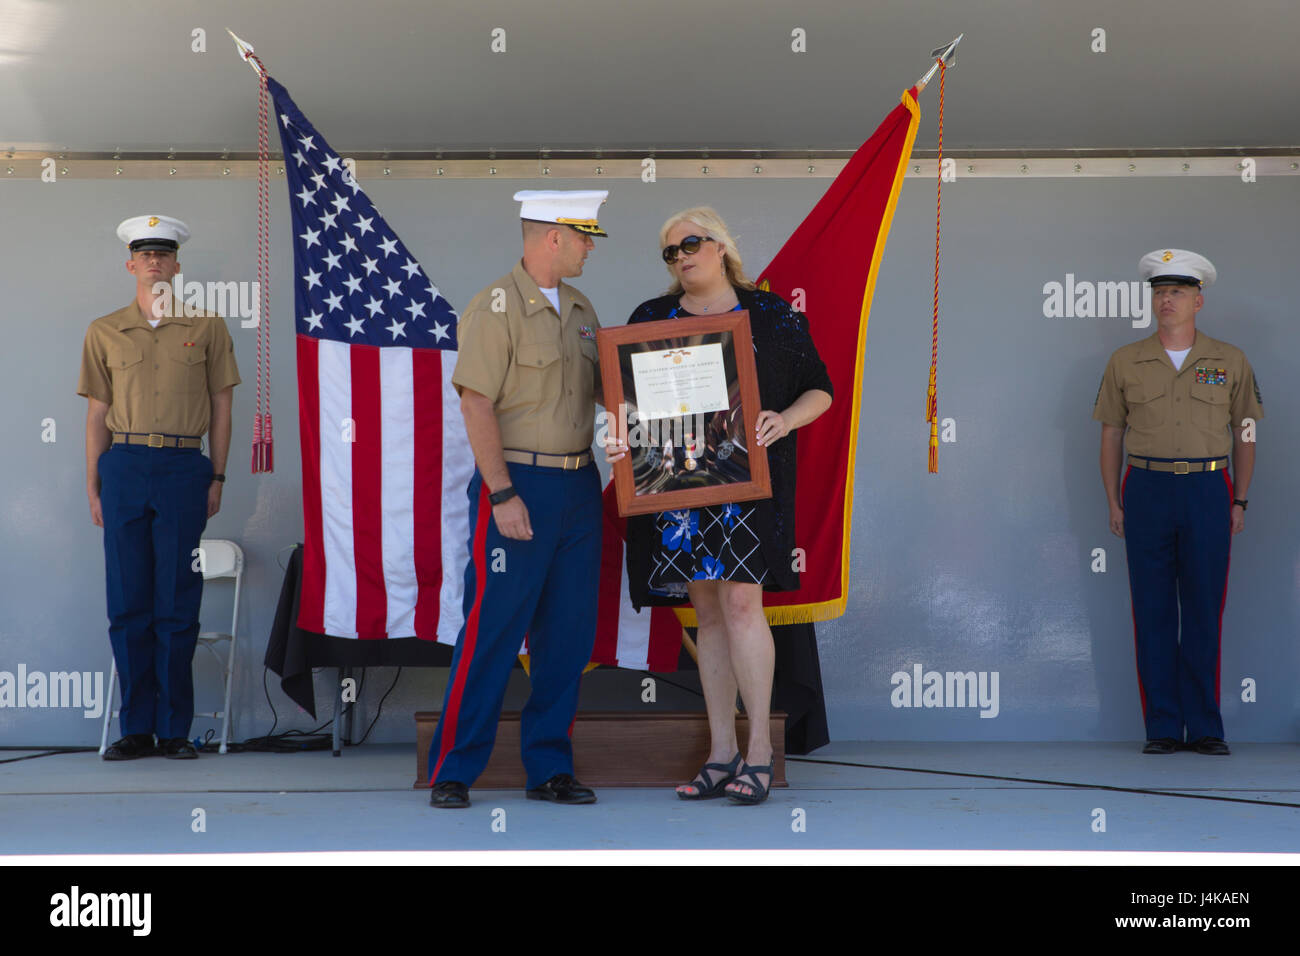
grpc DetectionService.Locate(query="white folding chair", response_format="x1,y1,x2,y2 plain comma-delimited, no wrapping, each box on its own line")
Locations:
194,539,244,753
98,538,245,755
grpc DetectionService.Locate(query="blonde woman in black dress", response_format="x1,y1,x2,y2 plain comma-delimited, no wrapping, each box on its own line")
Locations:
606,207,832,804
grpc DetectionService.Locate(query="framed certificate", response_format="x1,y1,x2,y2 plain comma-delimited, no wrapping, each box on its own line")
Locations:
598,311,771,517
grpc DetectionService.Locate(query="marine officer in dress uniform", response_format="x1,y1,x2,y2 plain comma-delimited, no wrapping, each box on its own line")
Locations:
428,190,608,808
79,215,241,760
1093,249,1264,756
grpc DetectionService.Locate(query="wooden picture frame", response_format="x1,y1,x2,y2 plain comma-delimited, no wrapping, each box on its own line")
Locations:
598,311,771,517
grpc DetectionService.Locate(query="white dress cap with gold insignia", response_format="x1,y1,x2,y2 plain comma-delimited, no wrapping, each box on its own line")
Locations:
1139,248,1216,288
116,214,191,252
513,189,609,237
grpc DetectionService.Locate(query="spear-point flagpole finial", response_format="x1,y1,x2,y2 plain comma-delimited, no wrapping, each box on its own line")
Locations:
227,28,266,77
915,33,962,93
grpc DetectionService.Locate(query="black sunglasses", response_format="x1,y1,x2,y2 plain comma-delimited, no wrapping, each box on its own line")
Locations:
661,235,715,264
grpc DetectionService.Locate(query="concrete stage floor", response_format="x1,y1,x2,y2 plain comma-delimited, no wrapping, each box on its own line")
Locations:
2,742,1298,857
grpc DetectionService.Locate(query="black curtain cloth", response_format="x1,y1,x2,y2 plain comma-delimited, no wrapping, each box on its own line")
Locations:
771,622,830,754
265,545,452,719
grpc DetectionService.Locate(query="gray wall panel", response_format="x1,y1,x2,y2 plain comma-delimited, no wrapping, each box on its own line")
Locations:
1,172,1295,747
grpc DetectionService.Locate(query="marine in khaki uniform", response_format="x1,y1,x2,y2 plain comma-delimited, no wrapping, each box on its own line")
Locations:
1093,248,1264,756
79,215,240,760
427,190,607,808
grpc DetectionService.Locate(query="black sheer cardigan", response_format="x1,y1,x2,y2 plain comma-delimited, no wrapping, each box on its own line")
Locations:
622,286,833,610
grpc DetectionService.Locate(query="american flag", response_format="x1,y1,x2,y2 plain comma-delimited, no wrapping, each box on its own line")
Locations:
271,75,683,668
270,76,471,642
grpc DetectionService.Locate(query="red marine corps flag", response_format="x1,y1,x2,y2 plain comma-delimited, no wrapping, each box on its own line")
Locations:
752,86,922,623
595,82,924,660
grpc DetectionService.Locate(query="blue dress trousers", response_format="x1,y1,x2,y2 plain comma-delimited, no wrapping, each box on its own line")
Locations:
428,461,602,789
100,444,211,740
1122,459,1233,741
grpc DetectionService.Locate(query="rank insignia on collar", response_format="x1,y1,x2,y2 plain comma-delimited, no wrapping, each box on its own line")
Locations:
183,341,196,347
1194,366,1226,386
579,325,595,340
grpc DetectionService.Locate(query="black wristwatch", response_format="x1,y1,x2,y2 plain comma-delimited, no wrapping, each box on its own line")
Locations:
489,485,518,506
1232,498,1248,510
212,473,226,483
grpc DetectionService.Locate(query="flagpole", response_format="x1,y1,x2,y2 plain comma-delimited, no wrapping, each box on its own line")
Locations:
914,33,961,93
226,28,266,76
915,34,959,474
227,27,274,472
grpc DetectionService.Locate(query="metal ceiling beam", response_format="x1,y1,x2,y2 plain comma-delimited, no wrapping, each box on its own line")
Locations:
3,154,1297,181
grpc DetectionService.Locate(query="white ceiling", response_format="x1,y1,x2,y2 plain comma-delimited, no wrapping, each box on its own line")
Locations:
2,0,1298,154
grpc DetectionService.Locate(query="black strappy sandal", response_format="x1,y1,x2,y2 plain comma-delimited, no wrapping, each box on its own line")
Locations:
676,752,743,800
725,760,773,805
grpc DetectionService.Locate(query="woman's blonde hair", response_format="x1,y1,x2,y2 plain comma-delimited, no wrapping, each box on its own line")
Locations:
659,206,756,294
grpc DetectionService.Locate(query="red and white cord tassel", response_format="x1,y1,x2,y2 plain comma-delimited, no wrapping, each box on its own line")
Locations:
251,57,274,473
927,58,945,474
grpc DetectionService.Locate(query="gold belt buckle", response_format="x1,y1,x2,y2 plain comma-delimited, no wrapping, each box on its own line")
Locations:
1173,461,1190,475
147,433,166,448
563,454,575,470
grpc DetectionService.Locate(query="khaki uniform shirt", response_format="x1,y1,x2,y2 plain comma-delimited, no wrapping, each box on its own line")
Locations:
78,301,242,437
1093,329,1264,459
451,260,602,455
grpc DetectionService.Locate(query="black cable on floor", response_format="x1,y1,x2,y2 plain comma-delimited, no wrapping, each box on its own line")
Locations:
0,748,97,764
3,661,358,757
637,671,704,699
261,665,279,742
227,665,351,752
354,668,401,746
785,755,1300,809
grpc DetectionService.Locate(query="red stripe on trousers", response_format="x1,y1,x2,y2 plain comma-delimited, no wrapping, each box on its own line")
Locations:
430,482,493,784
591,486,625,665
350,346,387,638
1121,465,1149,717
412,348,443,640
296,335,326,634
1216,471,1234,704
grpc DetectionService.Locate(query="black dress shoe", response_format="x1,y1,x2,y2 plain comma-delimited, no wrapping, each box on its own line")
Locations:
526,773,596,804
103,734,157,761
1142,738,1178,755
1192,736,1231,756
160,737,198,759
429,781,470,808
